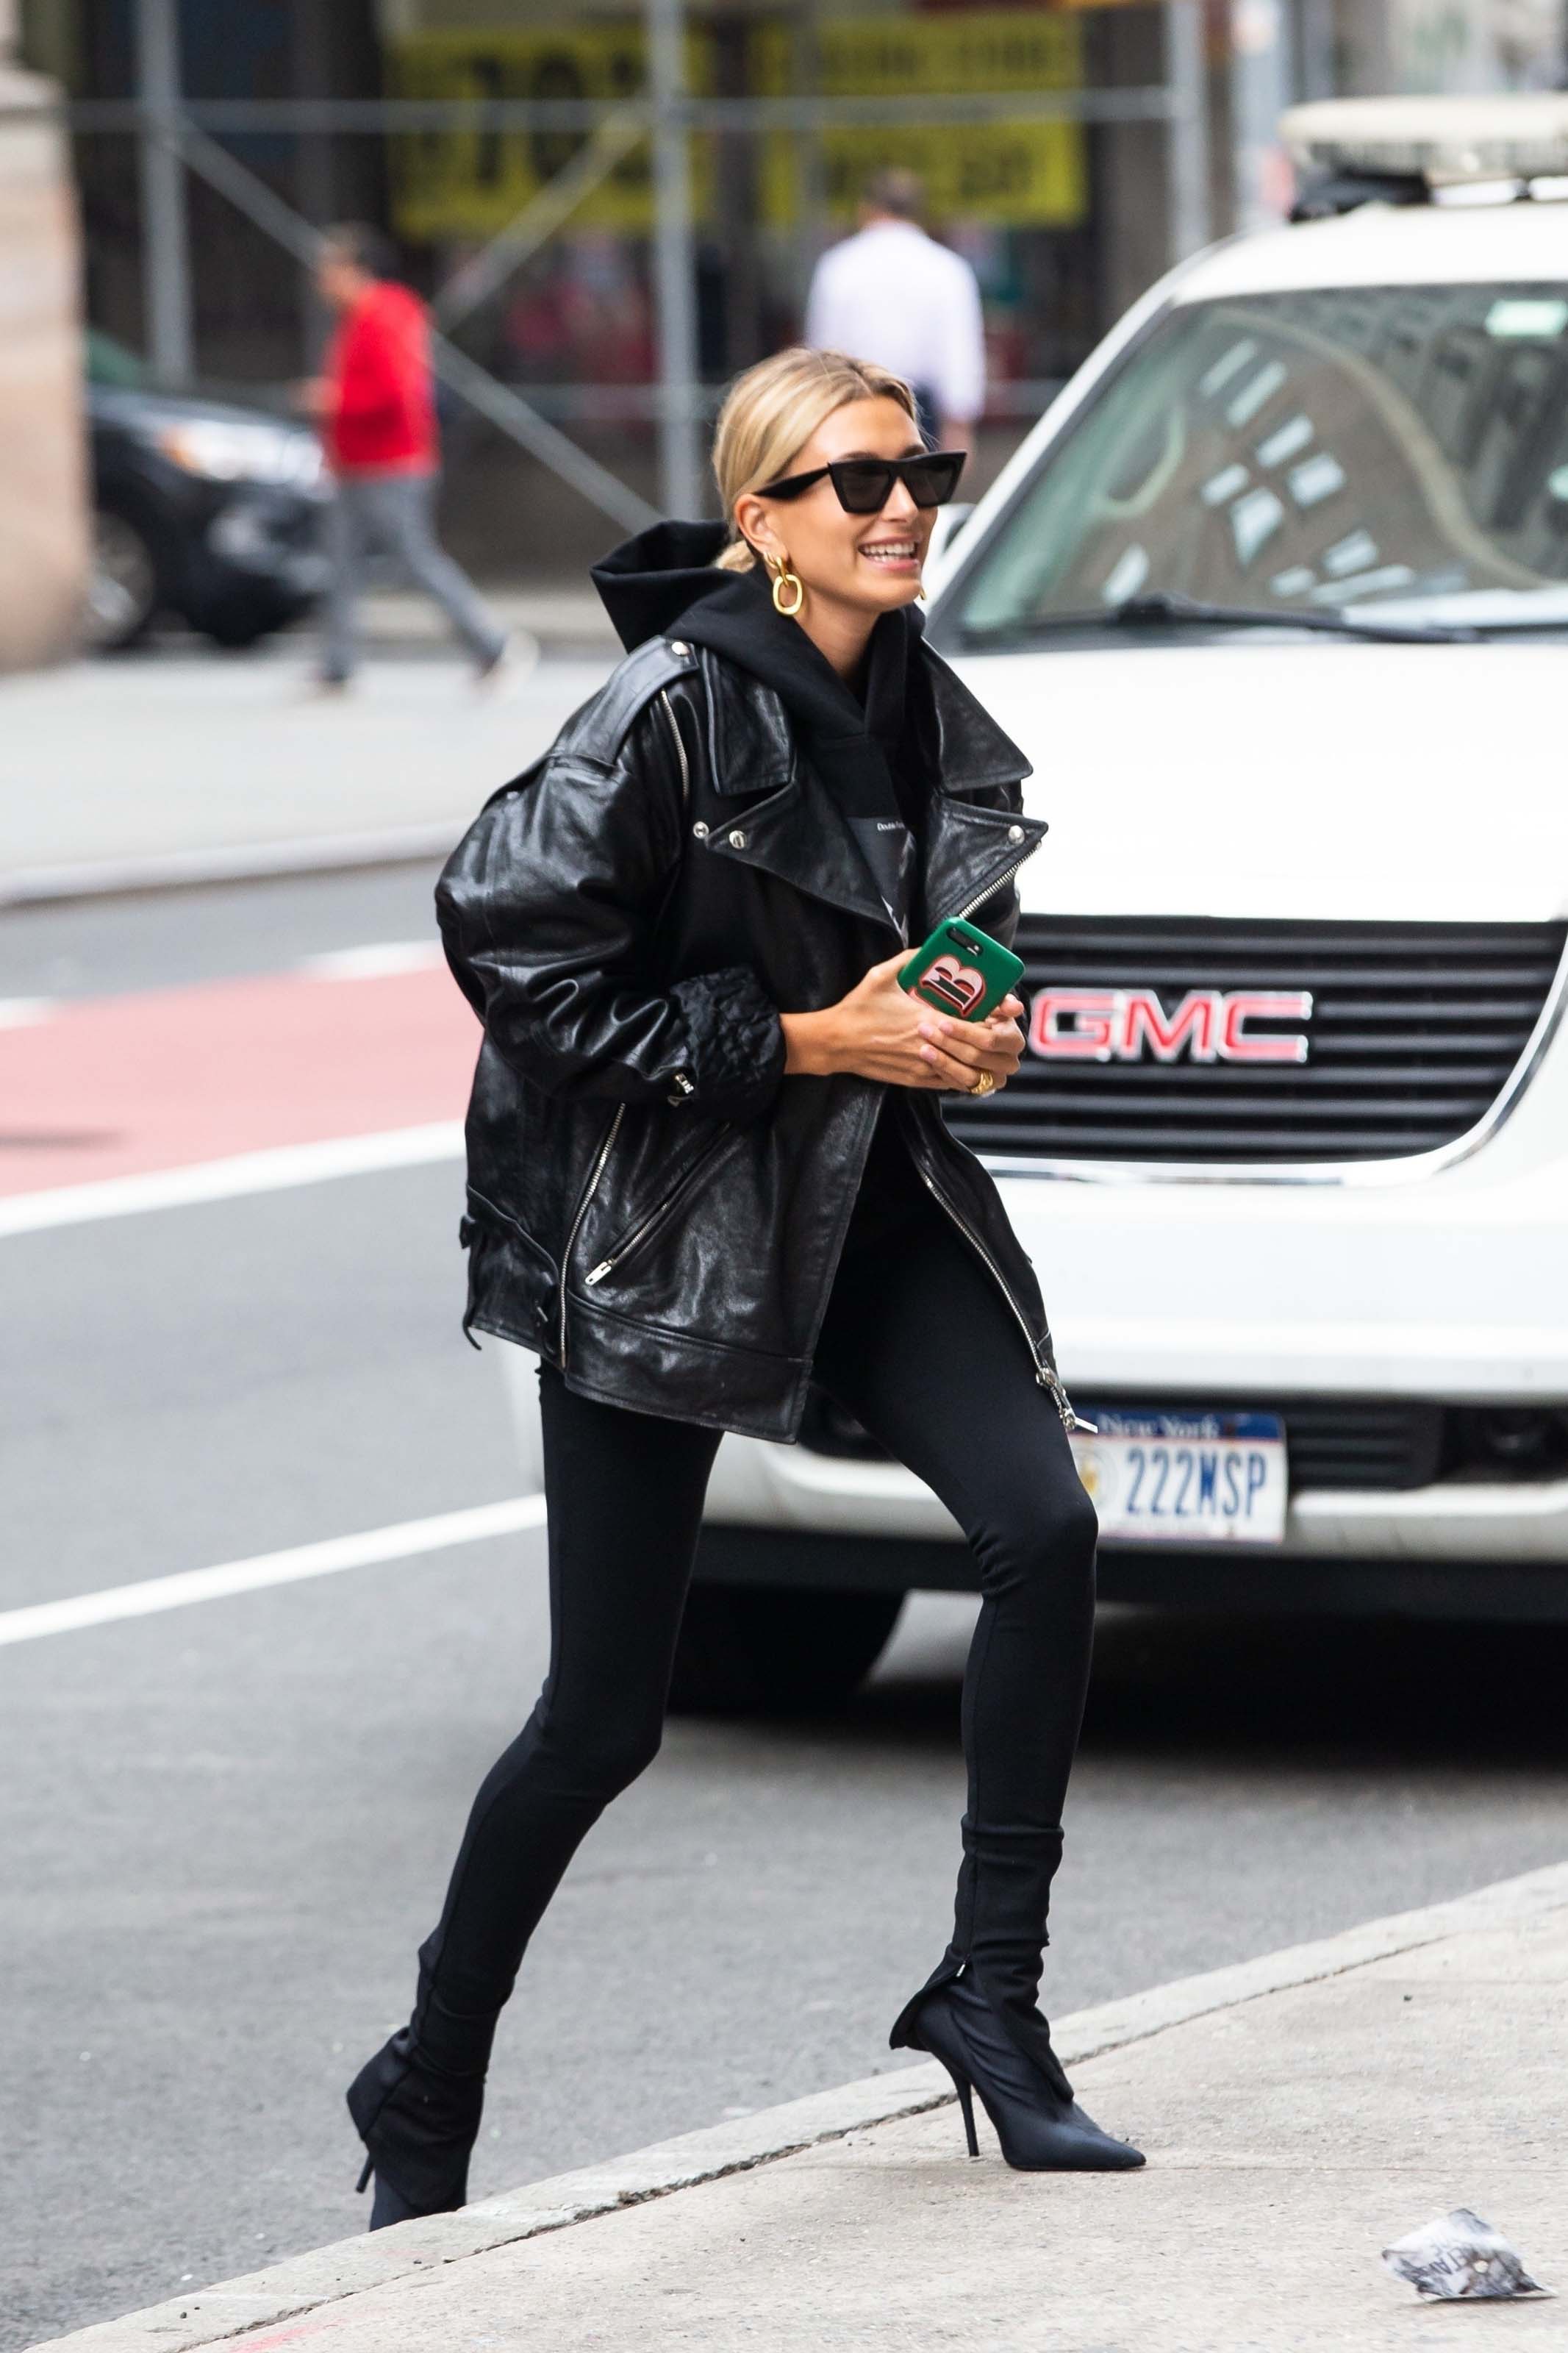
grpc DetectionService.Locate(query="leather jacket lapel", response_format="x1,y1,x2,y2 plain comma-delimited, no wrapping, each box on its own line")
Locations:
918,795,1048,937
697,754,903,938
692,650,903,936
920,643,1034,795
697,651,792,796
912,646,1046,932
688,638,1043,942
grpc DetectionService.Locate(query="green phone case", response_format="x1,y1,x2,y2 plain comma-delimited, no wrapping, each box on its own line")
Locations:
898,917,1025,1023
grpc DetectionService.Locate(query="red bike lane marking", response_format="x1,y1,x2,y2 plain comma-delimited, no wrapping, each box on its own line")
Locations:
0,964,478,1199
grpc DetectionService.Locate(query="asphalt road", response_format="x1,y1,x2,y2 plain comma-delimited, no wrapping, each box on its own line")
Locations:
0,862,450,1004
6,868,1568,2349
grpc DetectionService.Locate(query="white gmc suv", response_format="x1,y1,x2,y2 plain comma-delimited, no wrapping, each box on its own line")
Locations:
509,100,1568,1710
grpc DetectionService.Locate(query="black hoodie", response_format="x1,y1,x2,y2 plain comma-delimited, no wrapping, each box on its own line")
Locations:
592,521,933,938
592,520,941,1249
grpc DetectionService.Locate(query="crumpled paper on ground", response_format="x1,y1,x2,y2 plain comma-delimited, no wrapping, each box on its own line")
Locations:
1382,2208,1553,2300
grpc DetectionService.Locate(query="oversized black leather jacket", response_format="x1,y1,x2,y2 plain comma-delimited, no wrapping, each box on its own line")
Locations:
436,630,1079,1443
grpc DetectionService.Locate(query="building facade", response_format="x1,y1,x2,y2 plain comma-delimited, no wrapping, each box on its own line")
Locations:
15,0,1567,576
1,0,87,666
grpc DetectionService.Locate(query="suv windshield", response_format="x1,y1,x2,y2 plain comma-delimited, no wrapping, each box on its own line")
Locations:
944,281,1568,645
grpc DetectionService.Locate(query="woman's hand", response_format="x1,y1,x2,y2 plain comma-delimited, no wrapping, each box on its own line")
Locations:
780,951,1027,1093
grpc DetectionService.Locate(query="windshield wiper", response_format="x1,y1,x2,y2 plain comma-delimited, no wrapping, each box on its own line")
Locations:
974,590,1481,648
1431,611,1568,635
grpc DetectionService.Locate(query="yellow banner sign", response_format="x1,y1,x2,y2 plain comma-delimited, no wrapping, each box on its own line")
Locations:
387,26,713,239
754,13,1086,229
387,13,1086,240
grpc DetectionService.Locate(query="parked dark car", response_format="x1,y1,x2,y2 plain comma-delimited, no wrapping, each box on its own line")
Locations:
86,333,329,650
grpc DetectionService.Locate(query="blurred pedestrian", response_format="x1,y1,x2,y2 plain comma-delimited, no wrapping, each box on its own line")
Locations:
345,346,1144,2231
804,168,985,451
298,224,527,690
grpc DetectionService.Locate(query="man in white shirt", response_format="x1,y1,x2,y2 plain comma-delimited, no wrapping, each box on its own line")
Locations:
803,169,986,451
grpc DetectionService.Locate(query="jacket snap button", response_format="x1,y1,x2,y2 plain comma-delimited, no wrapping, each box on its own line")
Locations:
728,829,747,849
1008,823,1025,843
669,638,691,657
692,820,709,838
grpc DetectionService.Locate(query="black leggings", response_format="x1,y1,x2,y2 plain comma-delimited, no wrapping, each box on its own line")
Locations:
412,1185,1098,2071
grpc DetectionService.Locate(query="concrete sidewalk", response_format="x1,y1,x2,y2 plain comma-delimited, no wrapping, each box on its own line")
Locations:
32,1863,1566,2352
353,584,618,659
2,615,617,905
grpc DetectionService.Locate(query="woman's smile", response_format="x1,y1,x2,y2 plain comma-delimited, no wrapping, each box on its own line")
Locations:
858,535,920,574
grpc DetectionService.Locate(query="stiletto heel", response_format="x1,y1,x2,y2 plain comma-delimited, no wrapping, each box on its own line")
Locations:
353,2150,422,2229
953,2074,980,2159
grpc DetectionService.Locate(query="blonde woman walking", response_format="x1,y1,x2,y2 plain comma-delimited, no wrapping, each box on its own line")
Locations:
346,349,1145,2224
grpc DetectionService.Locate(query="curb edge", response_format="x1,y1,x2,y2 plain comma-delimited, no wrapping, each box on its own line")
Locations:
26,1863,1568,2351
0,826,465,911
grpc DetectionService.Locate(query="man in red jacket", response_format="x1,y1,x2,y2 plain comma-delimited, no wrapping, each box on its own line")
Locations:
301,224,519,689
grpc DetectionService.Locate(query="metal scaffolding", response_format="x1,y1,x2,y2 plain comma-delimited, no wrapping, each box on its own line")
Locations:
24,0,1220,526
1231,0,1294,230
134,0,191,387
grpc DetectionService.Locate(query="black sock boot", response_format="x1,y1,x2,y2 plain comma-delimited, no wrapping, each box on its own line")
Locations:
907,1970,1144,2171
347,1973,499,2228
890,1824,1144,2173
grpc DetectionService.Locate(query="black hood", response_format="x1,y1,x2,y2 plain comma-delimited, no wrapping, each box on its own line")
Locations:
590,520,930,803
591,521,736,653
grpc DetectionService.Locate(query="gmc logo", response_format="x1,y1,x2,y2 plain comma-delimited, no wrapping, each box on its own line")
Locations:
1028,987,1314,1064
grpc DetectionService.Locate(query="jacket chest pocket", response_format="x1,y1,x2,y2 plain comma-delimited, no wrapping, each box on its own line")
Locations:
581,1124,741,1291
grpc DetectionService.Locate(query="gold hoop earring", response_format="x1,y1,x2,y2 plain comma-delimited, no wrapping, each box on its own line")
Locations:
768,554,806,618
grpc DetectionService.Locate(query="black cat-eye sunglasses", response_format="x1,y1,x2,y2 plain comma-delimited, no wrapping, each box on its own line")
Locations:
755,449,967,514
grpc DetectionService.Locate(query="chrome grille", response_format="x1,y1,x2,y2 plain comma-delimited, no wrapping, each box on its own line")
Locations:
945,915,1566,1165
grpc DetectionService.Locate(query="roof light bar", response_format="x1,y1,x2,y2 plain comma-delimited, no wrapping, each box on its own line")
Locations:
1281,94,1568,188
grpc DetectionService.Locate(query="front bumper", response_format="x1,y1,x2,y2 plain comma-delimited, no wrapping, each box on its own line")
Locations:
193,486,327,604
702,1435,1568,1565
703,1096,1568,1568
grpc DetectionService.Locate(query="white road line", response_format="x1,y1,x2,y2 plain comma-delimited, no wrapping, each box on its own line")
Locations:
0,1496,548,1649
298,942,445,980
0,1120,464,1238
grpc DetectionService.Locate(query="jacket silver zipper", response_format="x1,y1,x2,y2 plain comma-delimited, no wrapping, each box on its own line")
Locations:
921,826,1091,1435
948,840,1040,927
584,1126,731,1287
559,1104,624,1363
909,1155,1093,1435
658,690,690,816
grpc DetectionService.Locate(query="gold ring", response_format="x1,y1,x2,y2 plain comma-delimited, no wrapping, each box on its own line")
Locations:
968,1069,997,1098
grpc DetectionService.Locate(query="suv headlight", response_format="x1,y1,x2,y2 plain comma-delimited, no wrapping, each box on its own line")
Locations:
154,418,324,490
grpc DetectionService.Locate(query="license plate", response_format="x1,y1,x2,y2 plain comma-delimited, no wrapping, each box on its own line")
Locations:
1070,1408,1288,1546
